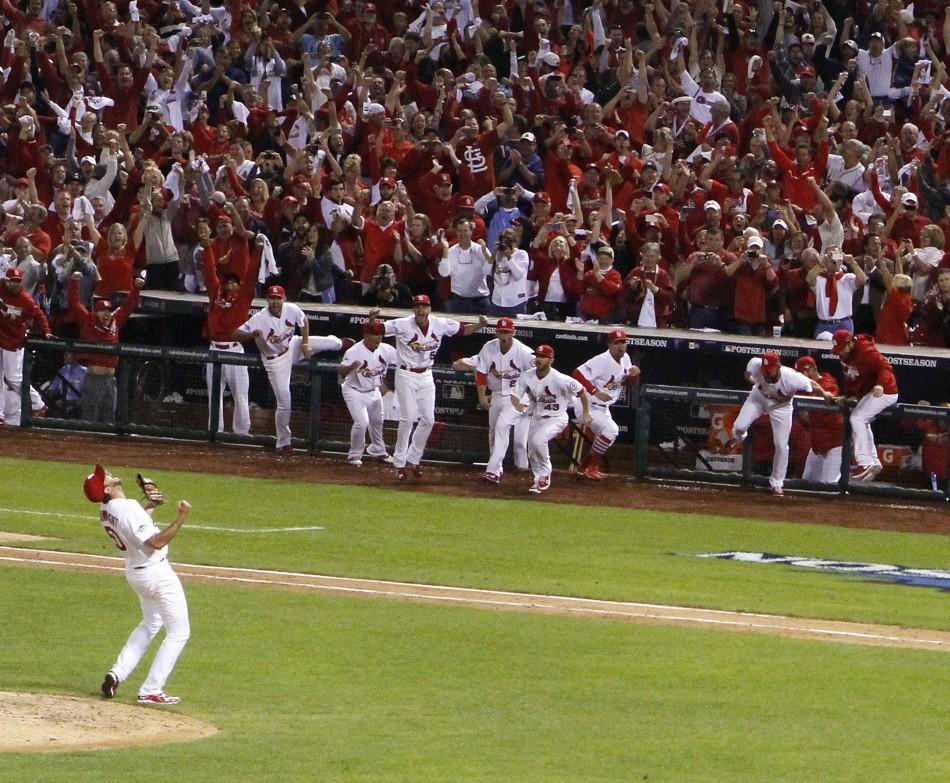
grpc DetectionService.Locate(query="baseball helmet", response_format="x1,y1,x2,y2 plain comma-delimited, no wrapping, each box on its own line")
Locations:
83,464,106,503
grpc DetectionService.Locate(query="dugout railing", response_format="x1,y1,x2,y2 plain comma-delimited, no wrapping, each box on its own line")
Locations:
636,384,950,501
21,337,487,463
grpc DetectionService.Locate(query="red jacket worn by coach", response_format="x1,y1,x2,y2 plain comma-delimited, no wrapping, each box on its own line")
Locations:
840,335,898,398
0,286,51,351
68,279,138,369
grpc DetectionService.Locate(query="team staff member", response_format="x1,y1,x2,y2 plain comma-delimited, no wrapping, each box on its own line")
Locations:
831,329,900,482
476,317,535,484
0,267,52,426
794,356,845,484
339,321,397,466
85,465,191,706
513,344,591,495
572,329,641,481
68,271,142,424
233,286,346,451
726,352,832,497
203,229,262,436
368,295,488,479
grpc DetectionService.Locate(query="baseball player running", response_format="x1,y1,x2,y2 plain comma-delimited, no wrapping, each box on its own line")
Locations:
204,233,263,436
476,317,535,484
369,295,488,479
84,465,191,705
339,321,397,465
233,285,347,451
572,329,641,480
726,352,833,496
794,356,844,484
512,344,591,494
831,329,899,482
0,267,53,426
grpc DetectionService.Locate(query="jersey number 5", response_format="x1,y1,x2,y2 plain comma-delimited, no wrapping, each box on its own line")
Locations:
103,526,127,551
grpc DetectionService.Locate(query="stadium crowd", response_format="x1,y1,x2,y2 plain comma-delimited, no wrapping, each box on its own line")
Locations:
2,0,950,348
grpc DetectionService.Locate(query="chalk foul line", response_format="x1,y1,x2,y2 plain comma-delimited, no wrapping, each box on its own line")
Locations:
0,508,323,533
1,546,948,653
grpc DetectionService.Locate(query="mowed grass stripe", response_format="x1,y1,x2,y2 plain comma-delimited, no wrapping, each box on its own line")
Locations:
4,547,950,652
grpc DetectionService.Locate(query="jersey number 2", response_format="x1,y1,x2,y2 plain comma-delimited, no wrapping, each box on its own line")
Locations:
103,526,127,551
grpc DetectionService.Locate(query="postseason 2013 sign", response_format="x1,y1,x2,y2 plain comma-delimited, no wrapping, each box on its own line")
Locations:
694,551,950,593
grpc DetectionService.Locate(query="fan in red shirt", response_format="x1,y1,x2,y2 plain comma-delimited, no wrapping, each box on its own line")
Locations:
355,200,405,291
875,268,915,346
203,215,251,283
0,267,53,425
832,330,900,483
725,235,779,335
89,222,143,298
576,245,623,323
451,104,513,197
764,115,828,214
794,356,845,484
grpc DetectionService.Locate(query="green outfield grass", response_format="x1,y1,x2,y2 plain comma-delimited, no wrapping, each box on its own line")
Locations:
1,457,949,631
4,455,950,780
2,566,950,783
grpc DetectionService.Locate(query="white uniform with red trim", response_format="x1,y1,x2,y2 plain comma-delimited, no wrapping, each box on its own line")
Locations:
477,338,535,476
574,350,634,449
237,303,342,448
384,314,462,467
100,497,189,699
515,367,584,486
340,339,398,461
732,357,813,491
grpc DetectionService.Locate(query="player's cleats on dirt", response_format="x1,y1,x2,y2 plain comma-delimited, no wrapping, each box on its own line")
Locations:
481,472,501,484
580,465,606,481
101,672,119,699
852,465,882,482
397,467,409,481
538,476,550,492
409,463,422,478
347,459,363,467
771,487,784,497
138,693,181,705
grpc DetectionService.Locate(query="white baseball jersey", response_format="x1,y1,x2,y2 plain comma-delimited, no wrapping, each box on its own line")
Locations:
100,498,165,570
341,340,397,392
237,303,307,358
475,338,535,395
516,367,584,418
384,315,462,369
745,358,812,406
575,350,633,407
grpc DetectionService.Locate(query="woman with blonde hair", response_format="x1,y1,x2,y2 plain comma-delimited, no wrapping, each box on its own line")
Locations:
907,225,946,303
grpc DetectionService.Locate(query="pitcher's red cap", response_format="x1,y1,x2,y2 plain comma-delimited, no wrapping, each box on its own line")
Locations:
83,464,106,503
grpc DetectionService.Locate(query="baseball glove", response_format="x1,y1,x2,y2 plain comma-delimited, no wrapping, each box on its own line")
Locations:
136,473,165,505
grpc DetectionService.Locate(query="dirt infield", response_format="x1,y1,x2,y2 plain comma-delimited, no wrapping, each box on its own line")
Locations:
0,691,217,753
2,428,947,534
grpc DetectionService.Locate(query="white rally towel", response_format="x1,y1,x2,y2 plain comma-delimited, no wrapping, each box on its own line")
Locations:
256,233,279,284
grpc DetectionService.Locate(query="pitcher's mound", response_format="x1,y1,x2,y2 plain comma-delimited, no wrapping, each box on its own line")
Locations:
0,691,218,753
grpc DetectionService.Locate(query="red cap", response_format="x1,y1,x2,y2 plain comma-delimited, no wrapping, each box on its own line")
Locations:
435,173,452,186
831,329,853,354
457,195,475,209
83,464,106,503
761,351,781,372
533,192,551,204
14,177,29,188
535,344,555,358
281,195,300,208
800,66,817,78
93,299,113,312
794,355,816,372
608,328,628,343
379,177,396,188
216,214,233,225
266,285,286,298
495,317,515,332
363,321,385,335
411,294,431,306
5,268,24,281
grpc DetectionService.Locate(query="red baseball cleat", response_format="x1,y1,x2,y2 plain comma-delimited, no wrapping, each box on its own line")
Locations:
481,472,501,484
771,487,784,498
137,692,181,705
580,465,606,481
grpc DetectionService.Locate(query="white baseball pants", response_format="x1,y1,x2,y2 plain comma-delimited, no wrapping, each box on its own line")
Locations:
803,446,843,484
1,347,24,425
485,393,529,475
207,342,250,435
732,388,793,491
393,368,435,467
850,392,898,469
264,335,342,448
527,414,568,485
588,404,619,444
343,387,388,460
113,560,190,697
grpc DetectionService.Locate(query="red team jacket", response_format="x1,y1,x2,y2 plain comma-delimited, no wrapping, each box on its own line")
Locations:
204,248,262,342
0,285,51,351
807,372,844,455
68,279,139,369
839,335,899,398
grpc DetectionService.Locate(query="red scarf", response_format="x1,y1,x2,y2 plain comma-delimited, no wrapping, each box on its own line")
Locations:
823,271,845,316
